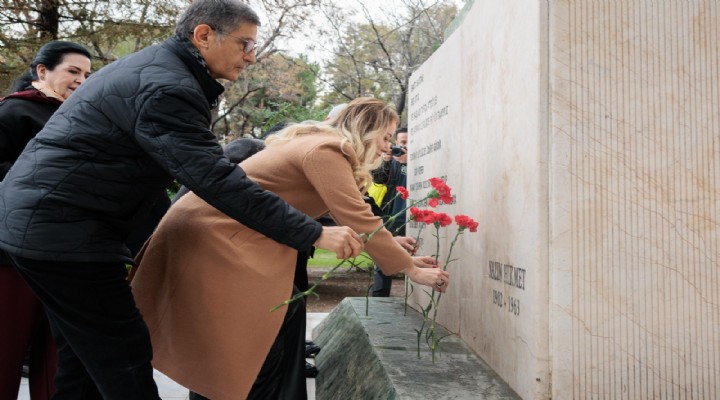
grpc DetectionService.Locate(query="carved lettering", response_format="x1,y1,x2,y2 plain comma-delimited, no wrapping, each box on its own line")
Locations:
489,261,503,281
492,289,504,308
410,140,442,161
493,262,526,291
410,74,424,91
513,268,525,290
508,297,520,316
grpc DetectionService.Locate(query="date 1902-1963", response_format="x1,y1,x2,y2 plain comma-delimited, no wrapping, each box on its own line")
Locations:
492,289,520,316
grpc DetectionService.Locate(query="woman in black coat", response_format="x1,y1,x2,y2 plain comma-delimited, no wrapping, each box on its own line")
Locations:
0,40,91,400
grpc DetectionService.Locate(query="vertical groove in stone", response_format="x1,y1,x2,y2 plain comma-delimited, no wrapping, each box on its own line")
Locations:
569,1,580,398
641,2,650,397
564,0,718,397
660,3,672,395
710,3,720,395
665,4,679,395
611,1,622,398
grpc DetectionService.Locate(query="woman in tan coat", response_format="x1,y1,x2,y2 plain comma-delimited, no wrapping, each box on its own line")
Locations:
131,97,450,399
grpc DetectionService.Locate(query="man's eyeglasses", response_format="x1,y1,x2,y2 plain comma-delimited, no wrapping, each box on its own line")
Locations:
189,27,259,54
222,32,259,54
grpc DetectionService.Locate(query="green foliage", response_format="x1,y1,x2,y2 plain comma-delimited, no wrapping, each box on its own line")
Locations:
0,0,179,92
308,249,374,270
247,100,330,136
214,54,327,139
166,180,181,201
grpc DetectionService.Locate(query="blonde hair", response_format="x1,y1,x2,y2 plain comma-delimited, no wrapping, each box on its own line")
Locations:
265,97,399,190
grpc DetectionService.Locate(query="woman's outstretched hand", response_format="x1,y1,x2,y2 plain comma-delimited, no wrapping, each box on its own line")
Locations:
393,236,417,254
314,226,364,259
403,263,450,293
411,255,438,269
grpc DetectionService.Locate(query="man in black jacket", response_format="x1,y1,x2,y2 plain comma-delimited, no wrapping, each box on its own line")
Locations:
371,127,409,297
0,1,362,398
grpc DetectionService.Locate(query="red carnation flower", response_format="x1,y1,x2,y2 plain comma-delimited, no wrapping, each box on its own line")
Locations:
396,186,409,200
427,212,452,227
428,177,445,189
454,214,478,232
410,207,434,224
410,207,428,223
427,177,454,205
409,207,424,222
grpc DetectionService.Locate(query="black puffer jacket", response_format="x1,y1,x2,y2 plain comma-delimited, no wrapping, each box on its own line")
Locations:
0,89,62,179
0,36,321,263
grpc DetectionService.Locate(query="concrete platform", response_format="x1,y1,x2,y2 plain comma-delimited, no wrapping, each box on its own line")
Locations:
313,297,520,399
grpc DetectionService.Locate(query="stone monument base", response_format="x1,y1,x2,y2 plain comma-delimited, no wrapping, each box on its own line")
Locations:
312,297,520,399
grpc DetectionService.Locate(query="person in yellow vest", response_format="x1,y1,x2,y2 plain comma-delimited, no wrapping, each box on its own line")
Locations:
371,127,409,297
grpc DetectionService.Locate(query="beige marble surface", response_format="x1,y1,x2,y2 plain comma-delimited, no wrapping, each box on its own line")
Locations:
407,0,719,399
550,1,719,399
407,1,550,399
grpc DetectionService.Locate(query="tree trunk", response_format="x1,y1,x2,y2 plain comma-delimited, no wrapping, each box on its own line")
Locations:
37,0,60,40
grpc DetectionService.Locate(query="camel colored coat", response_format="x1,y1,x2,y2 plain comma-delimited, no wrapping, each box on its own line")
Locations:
131,131,412,399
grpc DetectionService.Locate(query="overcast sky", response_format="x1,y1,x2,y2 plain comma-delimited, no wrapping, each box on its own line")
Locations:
276,0,466,64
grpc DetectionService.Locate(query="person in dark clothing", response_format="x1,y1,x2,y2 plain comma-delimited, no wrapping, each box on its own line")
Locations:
0,1,362,398
124,193,172,256
371,127,410,297
0,41,92,400
172,137,267,203
0,42,91,178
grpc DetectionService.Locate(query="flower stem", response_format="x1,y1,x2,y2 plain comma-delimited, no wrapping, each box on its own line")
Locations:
404,224,425,315
273,192,438,312
270,256,351,312
424,229,464,362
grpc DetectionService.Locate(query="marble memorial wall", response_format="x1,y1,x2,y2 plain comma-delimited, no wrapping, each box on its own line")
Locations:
405,1,719,399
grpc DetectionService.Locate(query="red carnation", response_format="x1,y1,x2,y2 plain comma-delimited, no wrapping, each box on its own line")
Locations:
410,207,444,226
409,207,424,222
396,186,409,200
410,207,433,224
427,177,454,205
454,214,478,232
428,177,445,189
430,212,452,227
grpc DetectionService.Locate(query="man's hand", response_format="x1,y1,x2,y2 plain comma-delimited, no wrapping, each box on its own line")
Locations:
314,226,364,259
393,236,417,254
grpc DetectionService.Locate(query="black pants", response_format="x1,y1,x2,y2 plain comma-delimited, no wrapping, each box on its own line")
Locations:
190,287,307,400
10,255,160,400
372,266,393,297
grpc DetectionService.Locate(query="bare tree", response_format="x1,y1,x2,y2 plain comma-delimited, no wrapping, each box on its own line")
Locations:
311,0,460,122
0,0,181,91
0,0,336,138
211,0,334,138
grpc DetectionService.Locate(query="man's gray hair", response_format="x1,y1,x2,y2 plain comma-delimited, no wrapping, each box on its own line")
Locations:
175,0,261,38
